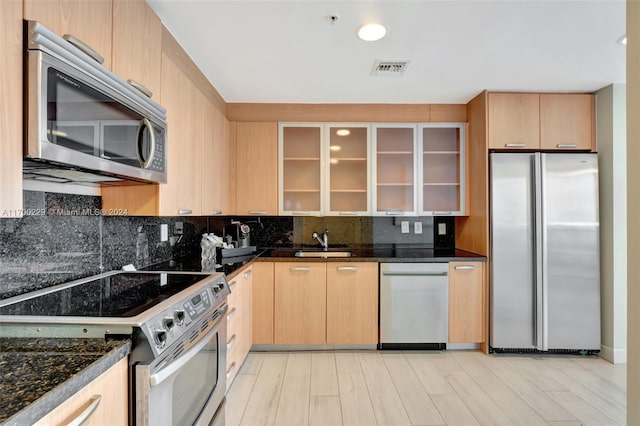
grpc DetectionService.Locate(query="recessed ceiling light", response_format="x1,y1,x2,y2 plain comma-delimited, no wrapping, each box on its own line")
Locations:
330,145,342,152
336,129,350,136
358,23,387,42
617,34,627,45
330,159,339,165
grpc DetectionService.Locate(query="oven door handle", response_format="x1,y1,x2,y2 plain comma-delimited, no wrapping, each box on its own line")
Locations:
149,305,226,387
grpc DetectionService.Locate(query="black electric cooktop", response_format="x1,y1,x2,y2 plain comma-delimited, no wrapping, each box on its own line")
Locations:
0,272,209,318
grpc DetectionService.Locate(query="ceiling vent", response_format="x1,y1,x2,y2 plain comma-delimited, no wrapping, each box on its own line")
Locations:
371,60,410,76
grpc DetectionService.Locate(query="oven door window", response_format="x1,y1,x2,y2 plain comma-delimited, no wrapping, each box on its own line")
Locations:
171,334,220,425
46,68,148,168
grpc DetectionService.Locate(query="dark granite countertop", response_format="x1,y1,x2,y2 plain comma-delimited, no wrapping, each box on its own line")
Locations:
256,244,485,262
0,338,131,425
145,244,485,276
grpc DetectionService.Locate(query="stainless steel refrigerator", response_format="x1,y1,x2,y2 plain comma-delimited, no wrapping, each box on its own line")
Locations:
490,153,600,352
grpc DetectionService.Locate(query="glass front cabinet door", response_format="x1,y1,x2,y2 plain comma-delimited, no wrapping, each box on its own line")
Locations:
279,123,371,216
326,124,370,216
372,124,418,216
419,123,466,216
279,124,323,215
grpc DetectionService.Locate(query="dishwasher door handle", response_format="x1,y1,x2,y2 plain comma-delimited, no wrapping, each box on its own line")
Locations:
381,271,448,277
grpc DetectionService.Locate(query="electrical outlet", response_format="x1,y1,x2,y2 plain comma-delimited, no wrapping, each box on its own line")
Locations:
414,222,423,234
401,221,410,233
438,223,447,235
175,222,183,235
160,224,168,242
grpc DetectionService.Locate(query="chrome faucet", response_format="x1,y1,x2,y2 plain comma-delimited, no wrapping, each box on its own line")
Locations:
312,229,329,249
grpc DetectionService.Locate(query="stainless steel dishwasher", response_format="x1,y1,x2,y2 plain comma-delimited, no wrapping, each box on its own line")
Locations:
379,263,449,350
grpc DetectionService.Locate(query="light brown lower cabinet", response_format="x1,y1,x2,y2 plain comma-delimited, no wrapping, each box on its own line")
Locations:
326,262,378,344
274,262,327,344
226,264,253,389
252,262,275,344
448,261,485,343
273,262,378,345
33,357,128,426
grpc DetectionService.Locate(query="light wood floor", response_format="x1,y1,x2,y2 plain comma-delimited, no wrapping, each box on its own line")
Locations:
225,350,626,426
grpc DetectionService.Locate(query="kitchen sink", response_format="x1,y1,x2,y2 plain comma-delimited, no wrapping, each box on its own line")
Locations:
294,250,354,258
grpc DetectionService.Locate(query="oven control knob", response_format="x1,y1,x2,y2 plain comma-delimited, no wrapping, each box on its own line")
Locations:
216,283,225,293
212,285,221,295
174,310,185,326
154,329,168,348
163,317,175,331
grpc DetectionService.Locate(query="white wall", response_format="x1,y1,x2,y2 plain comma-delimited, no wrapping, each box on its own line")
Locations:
597,83,627,364
626,0,640,422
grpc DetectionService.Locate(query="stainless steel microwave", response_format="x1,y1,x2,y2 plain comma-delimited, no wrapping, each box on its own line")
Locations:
24,21,168,185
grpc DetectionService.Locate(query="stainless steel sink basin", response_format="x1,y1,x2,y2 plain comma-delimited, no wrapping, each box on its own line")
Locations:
294,250,354,258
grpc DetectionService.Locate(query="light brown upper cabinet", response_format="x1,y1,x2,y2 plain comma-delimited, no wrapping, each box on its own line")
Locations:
488,93,540,150
112,0,162,99
236,122,279,216
24,0,113,69
157,53,202,215
540,94,594,150
488,92,595,151
0,0,23,217
203,104,234,216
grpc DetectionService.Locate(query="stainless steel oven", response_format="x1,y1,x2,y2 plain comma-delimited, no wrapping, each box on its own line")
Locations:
133,298,227,425
0,271,230,425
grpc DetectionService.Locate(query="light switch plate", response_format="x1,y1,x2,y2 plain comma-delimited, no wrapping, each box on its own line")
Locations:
414,222,423,234
160,224,168,242
175,222,183,235
438,223,447,235
401,221,410,233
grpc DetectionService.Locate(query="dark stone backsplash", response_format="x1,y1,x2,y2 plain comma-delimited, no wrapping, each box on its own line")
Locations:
1,191,441,299
0,192,206,299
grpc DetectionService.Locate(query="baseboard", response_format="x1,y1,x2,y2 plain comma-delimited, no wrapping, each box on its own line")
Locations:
599,344,627,364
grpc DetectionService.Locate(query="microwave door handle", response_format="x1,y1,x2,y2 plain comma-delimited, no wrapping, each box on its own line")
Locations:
136,118,156,169
149,307,226,387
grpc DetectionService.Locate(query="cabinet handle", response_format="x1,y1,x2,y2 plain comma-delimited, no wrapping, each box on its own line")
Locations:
226,362,237,379
337,266,358,272
434,211,452,215
292,211,311,215
128,79,153,98
290,267,311,272
248,210,267,215
229,281,237,292
210,210,223,215
244,269,252,278
67,394,102,426
385,211,404,216
226,307,237,321
454,265,476,270
339,211,358,216
63,34,104,64
556,144,578,149
505,143,526,148
178,209,192,215
227,334,237,350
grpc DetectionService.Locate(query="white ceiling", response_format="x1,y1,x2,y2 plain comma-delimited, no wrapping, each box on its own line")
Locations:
147,0,626,104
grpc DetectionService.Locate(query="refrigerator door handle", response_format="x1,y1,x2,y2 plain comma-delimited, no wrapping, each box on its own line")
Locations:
534,153,545,350
537,153,549,351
